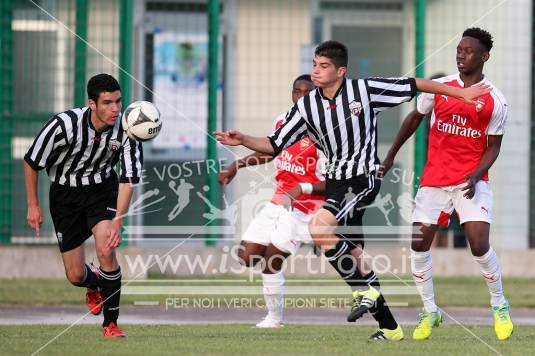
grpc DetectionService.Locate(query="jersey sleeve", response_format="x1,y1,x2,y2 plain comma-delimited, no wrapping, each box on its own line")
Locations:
120,138,144,184
416,92,435,115
268,104,308,156
487,94,508,135
364,77,417,114
24,117,67,171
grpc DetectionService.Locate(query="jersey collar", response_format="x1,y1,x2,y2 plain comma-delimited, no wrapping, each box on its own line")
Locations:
85,107,113,133
317,78,347,101
455,72,487,88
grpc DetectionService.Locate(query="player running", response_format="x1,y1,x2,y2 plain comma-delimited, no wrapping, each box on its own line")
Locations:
215,40,488,341
381,28,513,341
218,74,325,328
24,74,142,338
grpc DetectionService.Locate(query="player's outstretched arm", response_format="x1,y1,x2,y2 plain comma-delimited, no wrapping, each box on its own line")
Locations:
108,183,134,248
462,135,503,199
24,161,43,236
218,152,275,186
415,78,490,104
214,130,275,155
379,109,425,178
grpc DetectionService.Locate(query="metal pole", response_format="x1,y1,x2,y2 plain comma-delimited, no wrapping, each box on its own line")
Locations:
74,0,88,108
414,0,427,193
120,0,133,105
0,0,13,244
206,0,220,246
119,0,134,248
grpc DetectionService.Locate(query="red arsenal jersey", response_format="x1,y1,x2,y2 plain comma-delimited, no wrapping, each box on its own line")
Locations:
417,74,507,187
270,113,325,214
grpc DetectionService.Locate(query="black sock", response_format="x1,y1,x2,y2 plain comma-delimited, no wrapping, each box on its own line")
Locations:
324,240,366,290
73,264,98,290
325,243,398,330
98,267,122,327
370,295,398,330
360,272,397,330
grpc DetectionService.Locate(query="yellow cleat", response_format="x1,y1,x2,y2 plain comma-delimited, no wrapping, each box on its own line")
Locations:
492,304,513,341
412,309,442,340
369,325,404,341
347,286,381,322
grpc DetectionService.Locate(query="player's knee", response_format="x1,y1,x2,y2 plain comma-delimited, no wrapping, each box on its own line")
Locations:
308,220,321,241
469,242,489,257
237,249,262,267
66,268,85,285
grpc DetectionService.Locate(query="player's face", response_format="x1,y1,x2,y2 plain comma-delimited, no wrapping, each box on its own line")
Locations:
456,37,489,76
312,56,346,88
90,91,122,126
292,80,314,103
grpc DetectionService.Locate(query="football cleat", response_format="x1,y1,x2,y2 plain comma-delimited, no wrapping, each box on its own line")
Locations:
102,322,127,338
86,288,103,315
369,325,404,341
255,315,284,328
412,309,442,340
492,304,513,341
347,286,380,322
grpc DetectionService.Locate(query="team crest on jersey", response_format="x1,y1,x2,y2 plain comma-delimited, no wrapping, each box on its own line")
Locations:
108,139,120,152
475,99,485,112
349,100,362,117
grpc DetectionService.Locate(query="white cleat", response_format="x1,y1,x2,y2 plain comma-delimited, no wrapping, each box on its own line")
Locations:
255,316,284,328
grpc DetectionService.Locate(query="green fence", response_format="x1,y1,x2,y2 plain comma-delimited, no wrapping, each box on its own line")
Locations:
1,0,531,250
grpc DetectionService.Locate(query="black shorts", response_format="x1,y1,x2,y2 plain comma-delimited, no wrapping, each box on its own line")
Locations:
49,175,118,252
322,174,381,248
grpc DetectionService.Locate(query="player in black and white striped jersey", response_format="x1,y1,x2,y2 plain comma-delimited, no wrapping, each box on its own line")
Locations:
24,74,142,338
215,41,488,341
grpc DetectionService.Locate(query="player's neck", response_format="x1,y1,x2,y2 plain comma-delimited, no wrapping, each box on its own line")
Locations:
321,78,344,100
90,111,109,132
459,71,484,88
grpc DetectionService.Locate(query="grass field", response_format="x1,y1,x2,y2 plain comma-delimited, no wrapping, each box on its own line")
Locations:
1,324,532,356
1,276,534,308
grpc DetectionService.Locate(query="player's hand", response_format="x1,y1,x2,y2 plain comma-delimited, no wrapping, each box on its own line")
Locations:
459,83,491,105
213,130,244,146
27,205,43,236
462,173,481,199
218,163,238,186
107,220,122,248
378,156,394,179
282,185,303,210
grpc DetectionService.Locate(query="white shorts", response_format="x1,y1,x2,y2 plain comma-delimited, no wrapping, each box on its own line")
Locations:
241,202,313,255
412,181,493,226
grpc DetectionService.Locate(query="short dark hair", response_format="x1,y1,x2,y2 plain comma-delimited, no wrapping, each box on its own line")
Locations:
293,74,312,87
314,40,348,68
87,73,121,102
462,27,493,52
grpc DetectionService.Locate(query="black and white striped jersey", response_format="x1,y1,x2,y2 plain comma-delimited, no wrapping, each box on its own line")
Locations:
24,107,143,187
269,77,417,180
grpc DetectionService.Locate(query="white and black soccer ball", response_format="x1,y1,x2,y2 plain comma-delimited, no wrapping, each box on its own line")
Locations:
122,101,162,141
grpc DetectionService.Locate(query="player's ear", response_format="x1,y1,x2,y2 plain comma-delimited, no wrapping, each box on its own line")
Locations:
337,66,347,78
482,52,490,63
88,98,97,111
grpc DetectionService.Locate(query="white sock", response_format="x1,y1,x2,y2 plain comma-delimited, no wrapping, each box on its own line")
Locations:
262,271,285,322
473,247,507,307
411,249,438,313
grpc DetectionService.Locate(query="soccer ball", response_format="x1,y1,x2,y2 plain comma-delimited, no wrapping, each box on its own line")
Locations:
122,101,162,141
